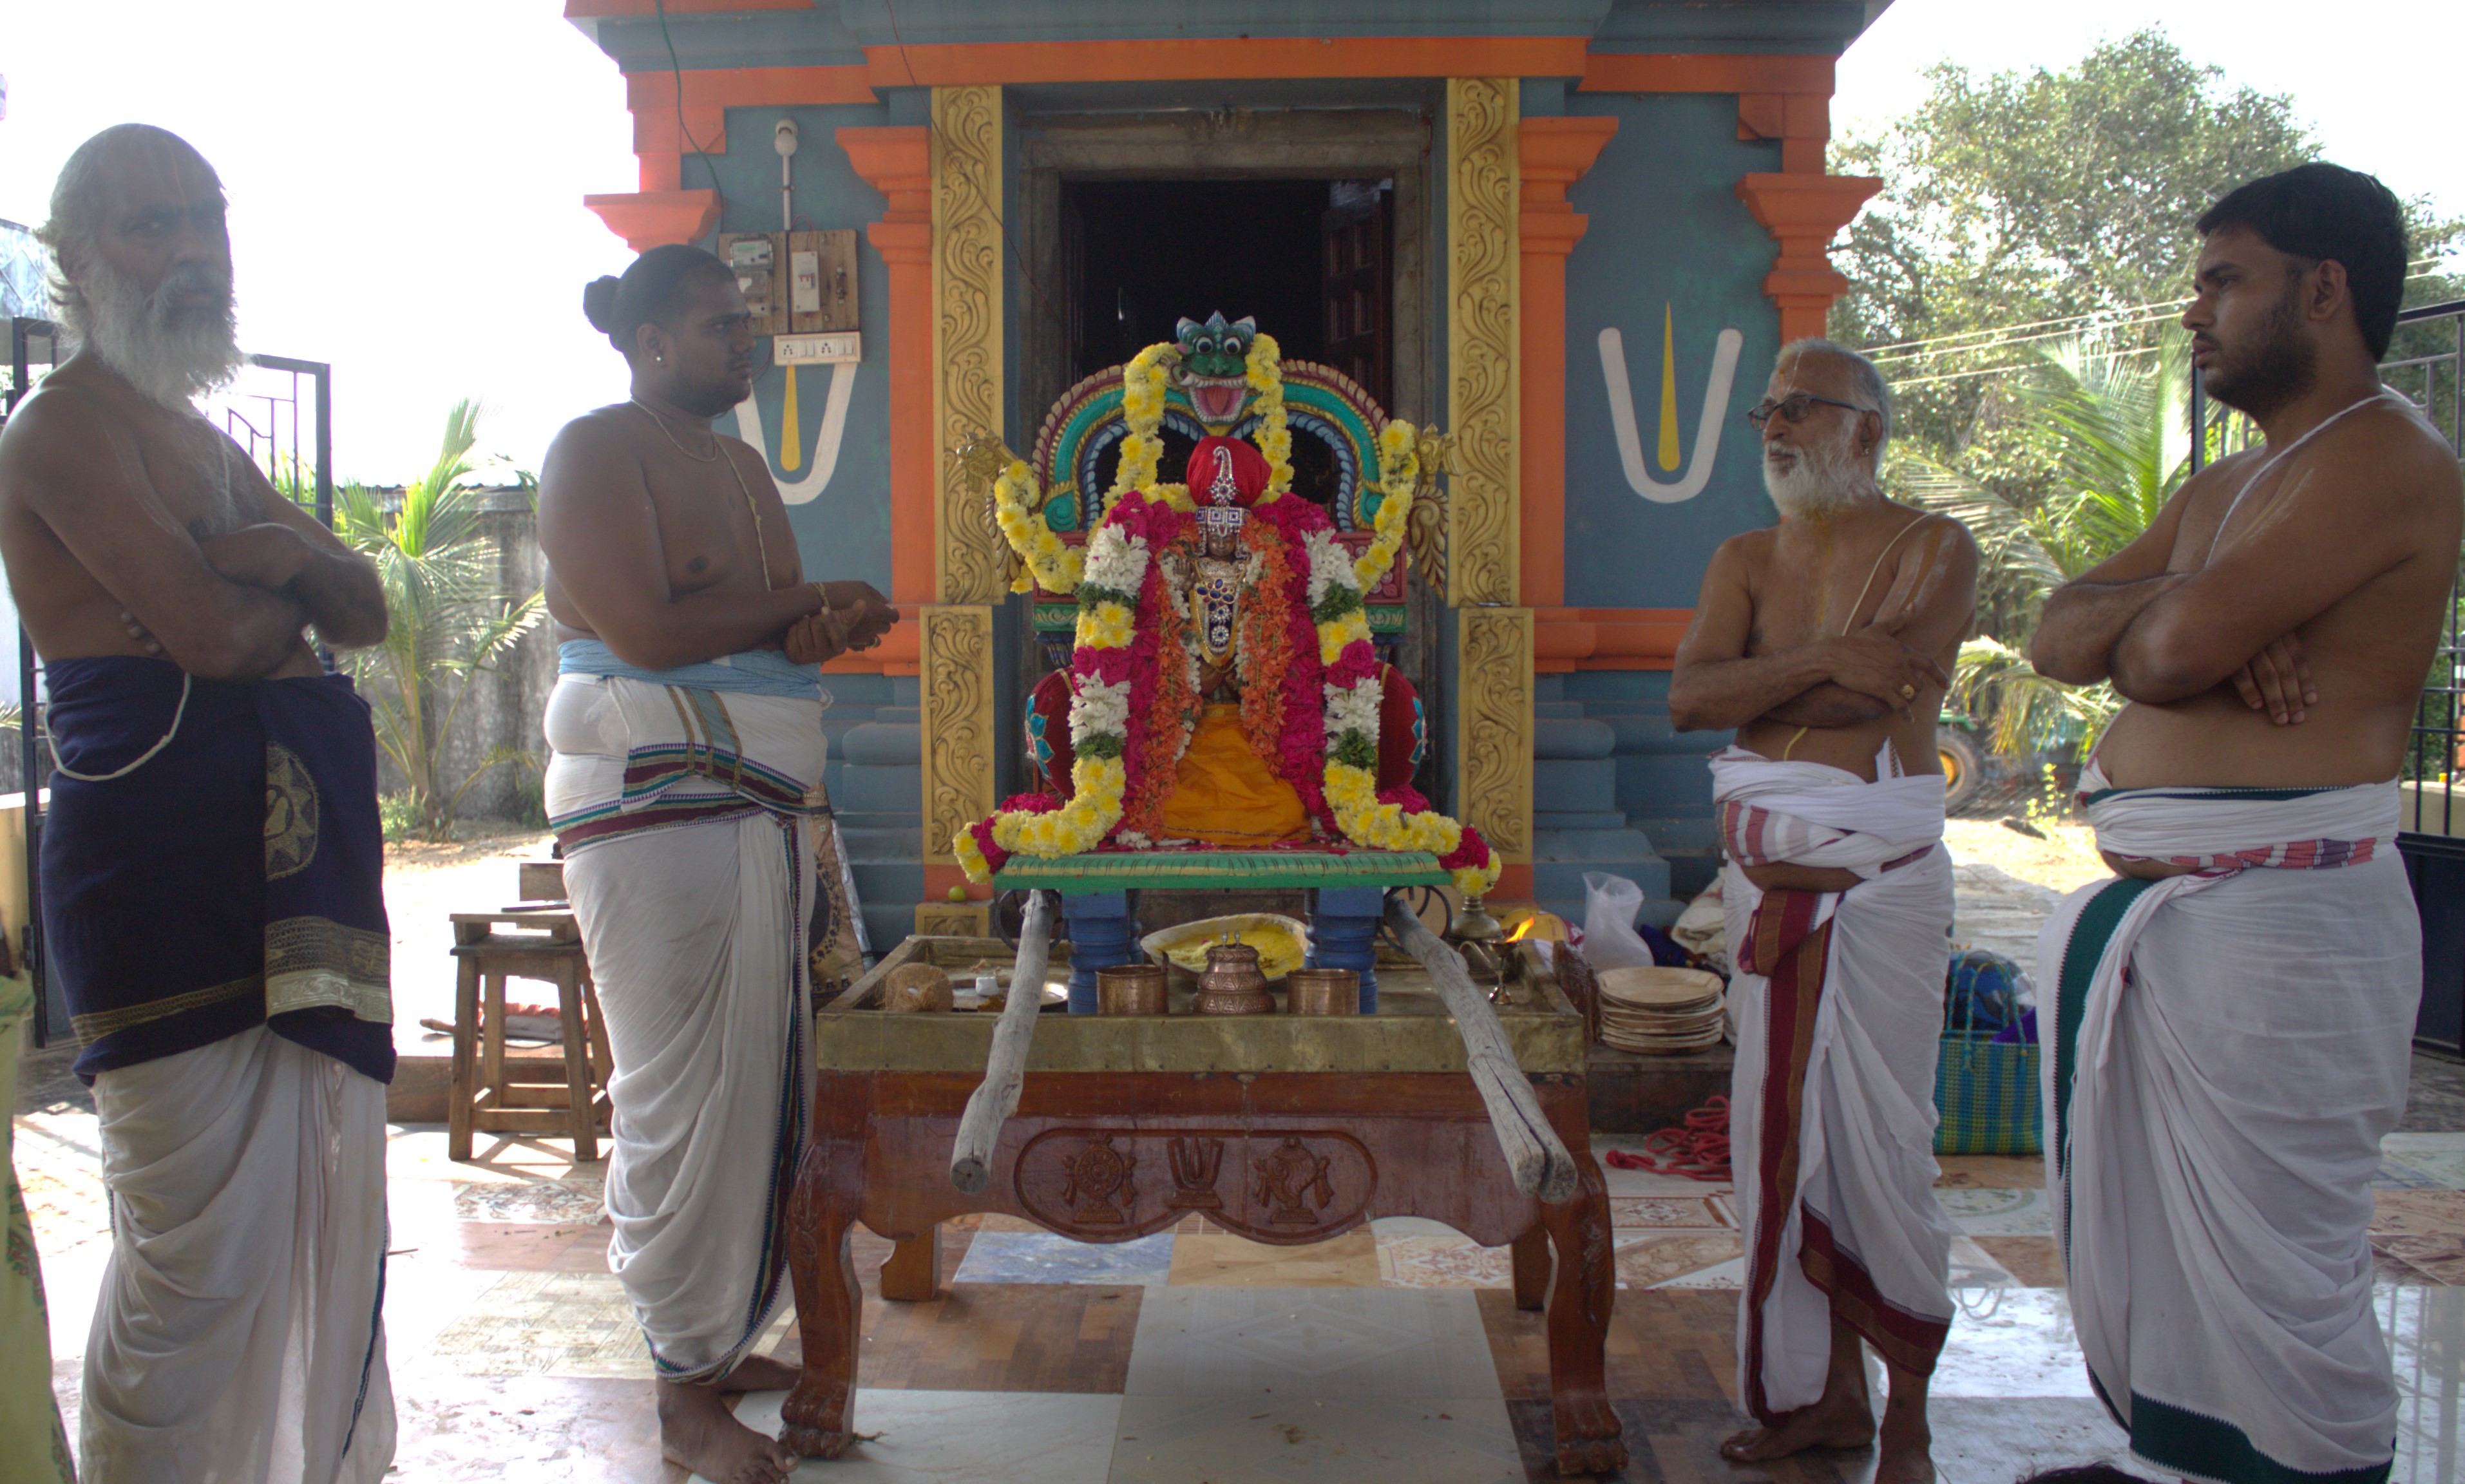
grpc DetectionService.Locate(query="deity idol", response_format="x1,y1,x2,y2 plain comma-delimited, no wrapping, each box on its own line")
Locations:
957,316,1500,897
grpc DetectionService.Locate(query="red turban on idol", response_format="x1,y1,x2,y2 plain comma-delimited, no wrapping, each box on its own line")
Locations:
1186,437,1271,508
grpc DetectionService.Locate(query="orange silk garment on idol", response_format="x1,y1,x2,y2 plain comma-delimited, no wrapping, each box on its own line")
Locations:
1154,702,1309,846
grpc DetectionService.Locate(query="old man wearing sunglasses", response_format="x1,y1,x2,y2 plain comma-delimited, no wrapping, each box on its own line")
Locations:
1669,339,1978,1483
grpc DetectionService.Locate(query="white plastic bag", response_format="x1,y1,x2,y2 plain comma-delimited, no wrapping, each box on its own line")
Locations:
1581,871,1657,971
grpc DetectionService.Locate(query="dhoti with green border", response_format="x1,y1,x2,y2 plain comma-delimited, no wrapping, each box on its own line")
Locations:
2039,765,2415,1483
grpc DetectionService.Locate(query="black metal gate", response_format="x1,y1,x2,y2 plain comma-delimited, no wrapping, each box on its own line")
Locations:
2380,300,2465,1052
1,316,333,1047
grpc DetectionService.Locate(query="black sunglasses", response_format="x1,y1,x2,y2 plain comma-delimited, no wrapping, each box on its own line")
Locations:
1746,392,1870,430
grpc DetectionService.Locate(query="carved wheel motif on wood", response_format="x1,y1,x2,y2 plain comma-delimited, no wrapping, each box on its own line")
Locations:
1060,1134,1135,1226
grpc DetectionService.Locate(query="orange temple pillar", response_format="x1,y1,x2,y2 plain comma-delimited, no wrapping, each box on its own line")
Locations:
839,126,935,611
1516,115,1618,613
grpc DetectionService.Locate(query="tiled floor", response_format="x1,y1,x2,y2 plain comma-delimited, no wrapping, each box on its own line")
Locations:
15,1114,2465,1483
22,1052,2465,1480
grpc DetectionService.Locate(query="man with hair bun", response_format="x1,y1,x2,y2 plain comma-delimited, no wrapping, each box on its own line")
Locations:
538,241,894,1484
0,123,395,1483
1670,338,1978,1483
2032,162,2462,1483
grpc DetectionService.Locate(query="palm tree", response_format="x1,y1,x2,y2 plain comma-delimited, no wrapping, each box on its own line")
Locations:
323,401,543,839
1893,324,2198,758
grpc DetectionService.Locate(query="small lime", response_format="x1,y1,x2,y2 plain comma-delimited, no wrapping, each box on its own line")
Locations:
947,885,967,902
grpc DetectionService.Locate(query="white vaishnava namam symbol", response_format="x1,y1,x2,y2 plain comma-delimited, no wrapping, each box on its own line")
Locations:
730,359,860,505
1598,312,1744,505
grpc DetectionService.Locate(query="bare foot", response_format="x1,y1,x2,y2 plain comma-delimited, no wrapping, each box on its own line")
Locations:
1873,1404,1934,1484
1718,1394,1876,1462
658,1378,799,1483
718,1354,802,1395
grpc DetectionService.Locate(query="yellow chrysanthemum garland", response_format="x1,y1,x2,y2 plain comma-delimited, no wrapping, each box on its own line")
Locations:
1242,334,1295,496
994,460,1084,595
1113,343,1177,499
1354,423,1419,591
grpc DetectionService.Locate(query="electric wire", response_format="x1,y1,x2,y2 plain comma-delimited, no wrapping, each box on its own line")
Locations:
653,0,719,204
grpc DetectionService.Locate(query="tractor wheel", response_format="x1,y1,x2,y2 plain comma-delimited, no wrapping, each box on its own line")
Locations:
1939,729,1986,817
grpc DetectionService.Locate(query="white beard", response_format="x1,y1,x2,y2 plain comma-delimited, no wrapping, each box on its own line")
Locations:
69,256,243,413
1762,436,1876,519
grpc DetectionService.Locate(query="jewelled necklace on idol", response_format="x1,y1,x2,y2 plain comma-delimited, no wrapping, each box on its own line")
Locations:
1191,443,1250,666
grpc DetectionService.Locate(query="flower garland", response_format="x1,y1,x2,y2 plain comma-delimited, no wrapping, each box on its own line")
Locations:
994,461,1081,596
1112,344,1177,500
1354,422,1418,590
1120,528,1201,837
1244,334,1295,497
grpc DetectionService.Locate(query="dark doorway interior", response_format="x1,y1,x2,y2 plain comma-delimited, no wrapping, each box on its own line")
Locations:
1060,178,1394,513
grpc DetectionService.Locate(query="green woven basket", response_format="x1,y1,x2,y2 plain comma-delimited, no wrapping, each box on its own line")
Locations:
1932,1031,2042,1157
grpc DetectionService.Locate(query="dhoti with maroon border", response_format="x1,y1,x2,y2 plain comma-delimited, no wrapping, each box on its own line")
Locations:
1711,745,1956,1422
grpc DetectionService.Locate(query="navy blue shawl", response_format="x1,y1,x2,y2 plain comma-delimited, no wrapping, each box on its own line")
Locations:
41,656,394,1083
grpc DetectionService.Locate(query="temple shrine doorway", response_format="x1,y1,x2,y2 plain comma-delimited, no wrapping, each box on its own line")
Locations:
1054,176,1394,522
1014,108,1443,801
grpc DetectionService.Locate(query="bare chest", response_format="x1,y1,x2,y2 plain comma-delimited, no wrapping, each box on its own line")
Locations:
134,416,254,537
642,450,782,594
1745,540,1899,654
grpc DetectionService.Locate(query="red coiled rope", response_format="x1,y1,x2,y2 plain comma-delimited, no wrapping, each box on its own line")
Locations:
1604,1095,1731,1181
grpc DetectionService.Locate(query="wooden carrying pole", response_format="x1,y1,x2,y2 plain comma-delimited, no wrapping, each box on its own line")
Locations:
1385,897,1581,1203
949,889,1052,1193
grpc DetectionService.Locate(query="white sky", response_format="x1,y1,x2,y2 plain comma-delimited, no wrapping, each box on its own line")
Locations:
0,0,2449,484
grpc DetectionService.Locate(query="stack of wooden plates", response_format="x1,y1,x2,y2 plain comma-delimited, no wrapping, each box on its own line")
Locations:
1593,966,1726,1054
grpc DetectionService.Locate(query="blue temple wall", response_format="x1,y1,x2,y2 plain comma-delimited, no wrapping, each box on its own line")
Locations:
679,93,934,596
1559,91,1782,610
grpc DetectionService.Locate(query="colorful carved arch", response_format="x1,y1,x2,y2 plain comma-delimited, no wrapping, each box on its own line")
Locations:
1029,359,1394,533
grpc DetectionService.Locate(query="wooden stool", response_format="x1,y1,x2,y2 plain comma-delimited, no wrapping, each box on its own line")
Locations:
447,910,613,1162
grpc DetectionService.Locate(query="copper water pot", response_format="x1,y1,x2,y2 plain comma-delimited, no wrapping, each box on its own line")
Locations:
1096,963,1169,1016
1192,941,1274,1016
1284,967,1360,1016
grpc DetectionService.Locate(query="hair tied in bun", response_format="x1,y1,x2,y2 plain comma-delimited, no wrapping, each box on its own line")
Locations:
582,276,623,335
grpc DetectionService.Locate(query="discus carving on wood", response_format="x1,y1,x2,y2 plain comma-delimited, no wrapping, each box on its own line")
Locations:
1059,1134,1136,1226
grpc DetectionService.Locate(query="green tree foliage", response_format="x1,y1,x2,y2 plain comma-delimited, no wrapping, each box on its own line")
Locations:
1838,28,2464,759
1898,328,2199,757
1834,28,2462,501
316,401,543,840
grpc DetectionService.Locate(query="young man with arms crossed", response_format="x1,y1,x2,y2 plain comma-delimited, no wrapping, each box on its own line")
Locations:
2031,163,2460,1484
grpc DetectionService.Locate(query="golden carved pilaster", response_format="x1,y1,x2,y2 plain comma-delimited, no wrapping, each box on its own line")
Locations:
1457,607,1533,862
1444,77,1519,609
931,85,1007,605
920,605,997,868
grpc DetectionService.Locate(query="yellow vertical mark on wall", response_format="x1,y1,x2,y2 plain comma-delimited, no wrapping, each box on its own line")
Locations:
780,365,803,471
1657,302,1681,472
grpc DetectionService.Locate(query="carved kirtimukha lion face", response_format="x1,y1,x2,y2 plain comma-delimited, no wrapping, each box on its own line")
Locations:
1172,310,1257,426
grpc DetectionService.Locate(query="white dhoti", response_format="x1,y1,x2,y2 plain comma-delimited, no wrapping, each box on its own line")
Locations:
1712,745,1956,1420
2038,764,2414,1483
545,668,825,1382
81,1025,393,1484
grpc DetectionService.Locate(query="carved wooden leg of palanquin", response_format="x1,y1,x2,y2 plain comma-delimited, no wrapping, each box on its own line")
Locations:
779,1078,868,1460
1543,1156,1626,1475
1510,1226,1551,1311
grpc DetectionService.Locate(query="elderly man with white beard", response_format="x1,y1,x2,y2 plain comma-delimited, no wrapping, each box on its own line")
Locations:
0,124,394,1483
1668,339,1977,1484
